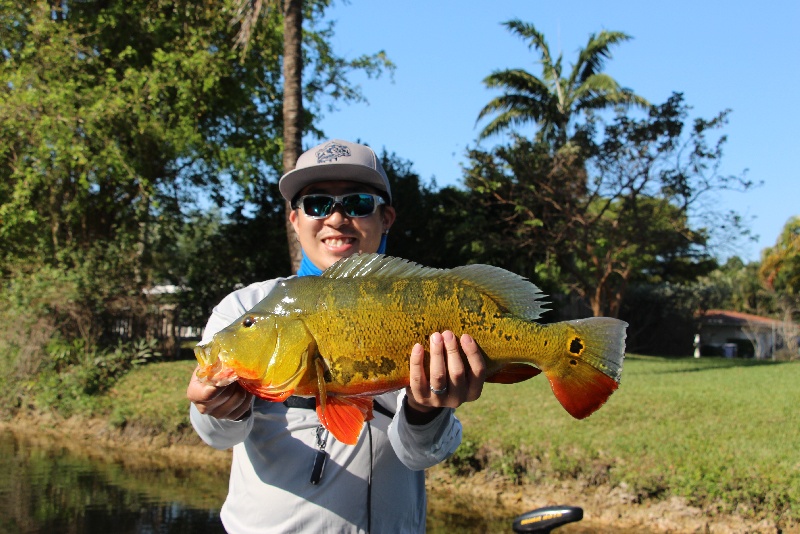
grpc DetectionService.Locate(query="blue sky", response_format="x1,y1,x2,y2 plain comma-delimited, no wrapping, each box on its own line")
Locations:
313,1,799,263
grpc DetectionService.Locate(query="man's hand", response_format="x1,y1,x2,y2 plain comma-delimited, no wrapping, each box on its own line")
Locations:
405,331,487,417
187,366,254,420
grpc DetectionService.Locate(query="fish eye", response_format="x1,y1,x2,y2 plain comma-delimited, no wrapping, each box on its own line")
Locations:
242,316,255,328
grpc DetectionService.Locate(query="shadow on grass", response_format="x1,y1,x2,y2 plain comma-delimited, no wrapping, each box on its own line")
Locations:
625,354,793,375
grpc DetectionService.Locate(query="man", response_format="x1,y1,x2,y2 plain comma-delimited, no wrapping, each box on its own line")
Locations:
187,139,487,533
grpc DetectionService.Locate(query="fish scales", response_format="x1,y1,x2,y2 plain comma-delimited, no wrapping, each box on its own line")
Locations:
195,253,628,445
301,275,514,393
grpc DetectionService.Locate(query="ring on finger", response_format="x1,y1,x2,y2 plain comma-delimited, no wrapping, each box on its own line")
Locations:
430,385,448,395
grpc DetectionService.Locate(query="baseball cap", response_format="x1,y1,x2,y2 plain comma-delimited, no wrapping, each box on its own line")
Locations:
279,139,392,204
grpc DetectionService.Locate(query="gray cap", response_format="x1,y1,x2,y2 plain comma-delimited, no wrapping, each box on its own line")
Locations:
279,139,392,203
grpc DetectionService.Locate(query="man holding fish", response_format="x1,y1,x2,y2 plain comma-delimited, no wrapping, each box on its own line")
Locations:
187,139,490,533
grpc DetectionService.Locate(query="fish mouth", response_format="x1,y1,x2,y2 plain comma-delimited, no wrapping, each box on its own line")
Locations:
194,344,239,386
194,343,218,368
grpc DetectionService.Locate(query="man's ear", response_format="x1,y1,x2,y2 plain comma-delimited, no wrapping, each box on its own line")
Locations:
382,206,397,232
289,208,301,235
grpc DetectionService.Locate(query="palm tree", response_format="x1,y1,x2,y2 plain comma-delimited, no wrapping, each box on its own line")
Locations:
234,0,304,272
477,20,649,149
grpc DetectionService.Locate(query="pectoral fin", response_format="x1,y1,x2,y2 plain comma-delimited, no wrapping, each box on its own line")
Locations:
239,379,293,402
316,396,374,445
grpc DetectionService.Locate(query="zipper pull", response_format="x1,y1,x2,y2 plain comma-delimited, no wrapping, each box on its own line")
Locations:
310,425,328,485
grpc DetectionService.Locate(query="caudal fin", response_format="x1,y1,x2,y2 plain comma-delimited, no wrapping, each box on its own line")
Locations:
544,317,627,419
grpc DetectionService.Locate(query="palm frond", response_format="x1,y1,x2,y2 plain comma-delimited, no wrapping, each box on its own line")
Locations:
574,30,632,83
231,0,270,54
483,69,550,95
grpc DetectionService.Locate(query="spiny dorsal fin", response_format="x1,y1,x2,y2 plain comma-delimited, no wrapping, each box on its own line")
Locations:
322,253,442,279
322,253,549,320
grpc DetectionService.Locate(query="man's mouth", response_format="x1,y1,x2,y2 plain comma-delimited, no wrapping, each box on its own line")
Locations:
323,237,355,248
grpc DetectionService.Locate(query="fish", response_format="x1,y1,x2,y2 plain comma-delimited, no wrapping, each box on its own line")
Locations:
194,254,627,445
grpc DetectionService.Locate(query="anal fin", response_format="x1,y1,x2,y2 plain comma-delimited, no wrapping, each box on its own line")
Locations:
487,363,542,384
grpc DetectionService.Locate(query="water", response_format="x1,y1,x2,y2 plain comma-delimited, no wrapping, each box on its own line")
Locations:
0,430,226,534
0,428,627,533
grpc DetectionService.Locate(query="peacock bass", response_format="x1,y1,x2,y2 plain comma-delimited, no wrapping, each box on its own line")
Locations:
194,254,627,445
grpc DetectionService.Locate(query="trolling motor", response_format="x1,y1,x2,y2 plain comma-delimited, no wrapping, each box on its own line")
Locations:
511,506,583,533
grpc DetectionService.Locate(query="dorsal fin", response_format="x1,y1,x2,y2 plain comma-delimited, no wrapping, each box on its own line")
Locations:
322,253,443,280
322,253,549,320
448,264,549,320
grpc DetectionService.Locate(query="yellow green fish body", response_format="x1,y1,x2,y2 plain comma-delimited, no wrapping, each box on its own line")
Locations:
195,254,627,444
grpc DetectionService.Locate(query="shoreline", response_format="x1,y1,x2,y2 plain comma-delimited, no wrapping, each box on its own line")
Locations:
1,414,790,534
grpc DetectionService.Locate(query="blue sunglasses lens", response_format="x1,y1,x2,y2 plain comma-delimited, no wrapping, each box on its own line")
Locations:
299,194,382,218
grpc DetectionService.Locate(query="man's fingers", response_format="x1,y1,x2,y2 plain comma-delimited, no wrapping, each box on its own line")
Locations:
428,332,448,393
189,371,252,419
407,342,428,397
442,330,466,390
460,334,487,402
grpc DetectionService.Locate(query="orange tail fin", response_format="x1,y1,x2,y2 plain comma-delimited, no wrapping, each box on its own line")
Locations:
544,317,626,419
548,367,619,419
316,396,374,445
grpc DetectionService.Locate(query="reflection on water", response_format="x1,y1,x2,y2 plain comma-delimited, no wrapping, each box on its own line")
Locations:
0,428,632,533
0,430,226,534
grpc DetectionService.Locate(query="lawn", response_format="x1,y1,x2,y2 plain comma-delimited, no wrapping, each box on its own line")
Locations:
453,355,800,523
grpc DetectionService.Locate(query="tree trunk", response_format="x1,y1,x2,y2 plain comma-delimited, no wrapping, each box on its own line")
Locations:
282,0,303,273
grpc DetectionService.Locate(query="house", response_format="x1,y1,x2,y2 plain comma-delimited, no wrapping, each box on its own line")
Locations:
696,309,796,359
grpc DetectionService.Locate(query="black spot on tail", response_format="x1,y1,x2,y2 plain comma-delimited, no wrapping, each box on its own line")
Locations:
569,337,584,355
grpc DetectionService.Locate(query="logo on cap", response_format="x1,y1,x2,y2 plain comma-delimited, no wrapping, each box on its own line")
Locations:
316,142,351,164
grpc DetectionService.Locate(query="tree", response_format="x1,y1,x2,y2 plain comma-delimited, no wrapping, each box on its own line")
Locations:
231,0,393,272
759,216,800,358
232,0,304,271
0,0,391,350
281,0,304,272
760,216,800,300
476,19,649,149
466,93,752,318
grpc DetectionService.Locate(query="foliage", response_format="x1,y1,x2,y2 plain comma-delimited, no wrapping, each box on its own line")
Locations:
760,216,800,315
477,19,649,148
380,150,489,269
466,94,751,317
0,0,392,397
690,257,776,316
35,337,160,417
154,186,292,327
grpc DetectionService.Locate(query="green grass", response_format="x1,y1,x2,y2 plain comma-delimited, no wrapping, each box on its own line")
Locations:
453,355,800,523
102,360,199,440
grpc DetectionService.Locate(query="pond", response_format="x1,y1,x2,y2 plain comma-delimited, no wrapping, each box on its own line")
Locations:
0,428,609,533
0,429,226,533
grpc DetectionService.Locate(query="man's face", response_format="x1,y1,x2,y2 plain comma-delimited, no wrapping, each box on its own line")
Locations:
289,180,396,271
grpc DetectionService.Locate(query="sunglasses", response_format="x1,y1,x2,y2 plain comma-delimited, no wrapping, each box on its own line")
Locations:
294,193,386,219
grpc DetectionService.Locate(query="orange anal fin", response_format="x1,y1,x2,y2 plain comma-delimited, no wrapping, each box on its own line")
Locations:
316,396,374,446
547,364,619,419
487,363,542,384
239,379,293,402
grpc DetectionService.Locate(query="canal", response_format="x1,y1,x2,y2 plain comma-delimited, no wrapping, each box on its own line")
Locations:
0,428,606,533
